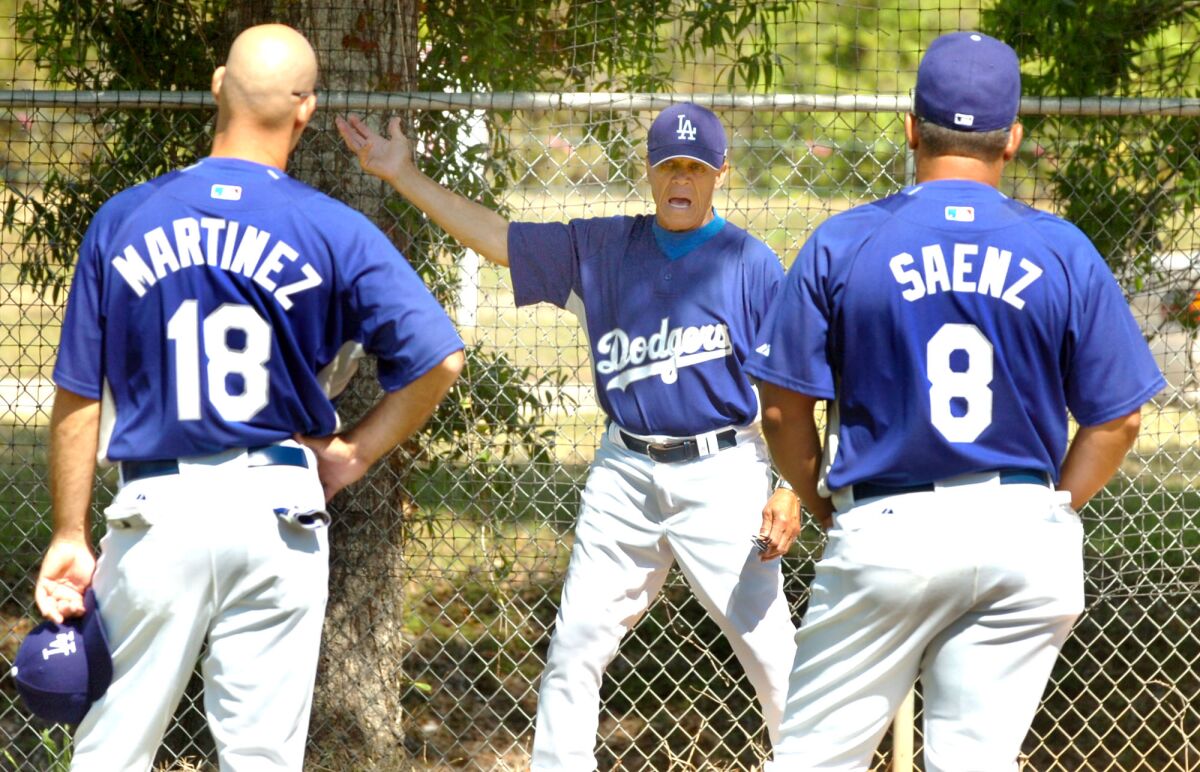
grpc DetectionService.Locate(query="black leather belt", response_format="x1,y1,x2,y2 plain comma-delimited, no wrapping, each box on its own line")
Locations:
618,428,737,463
120,445,309,483
851,468,1050,502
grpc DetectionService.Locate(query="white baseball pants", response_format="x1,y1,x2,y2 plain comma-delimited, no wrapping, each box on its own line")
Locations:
70,445,329,772
531,426,798,770
765,476,1084,772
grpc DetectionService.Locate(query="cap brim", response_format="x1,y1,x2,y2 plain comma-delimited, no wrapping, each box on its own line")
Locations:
648,150,724,169
80,588,113,702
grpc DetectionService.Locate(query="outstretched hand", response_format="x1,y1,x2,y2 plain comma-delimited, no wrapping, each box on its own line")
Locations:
335,114,415,185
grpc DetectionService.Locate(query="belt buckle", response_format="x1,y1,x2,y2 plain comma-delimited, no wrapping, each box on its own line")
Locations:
647,439,693,463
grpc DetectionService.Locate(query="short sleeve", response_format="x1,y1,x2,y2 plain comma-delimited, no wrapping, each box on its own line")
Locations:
344,226,464,392
52,220,106,399
507,221,579,309
1063,247,1166,425
744,240,785,339
744,230,837,398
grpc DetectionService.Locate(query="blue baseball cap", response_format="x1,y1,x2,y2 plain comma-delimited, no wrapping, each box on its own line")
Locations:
915,31,1021,132
11,588,113,724
647,103,727,169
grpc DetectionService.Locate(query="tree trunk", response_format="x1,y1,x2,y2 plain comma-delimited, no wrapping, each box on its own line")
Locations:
226,3,421,765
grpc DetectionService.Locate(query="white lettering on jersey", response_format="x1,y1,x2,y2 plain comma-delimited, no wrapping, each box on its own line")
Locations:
200,217,226,266
273,263,323,311
145,226,181,278
110,217,322,308
595,317,732,391
1000,259,1043,310
755,343,771,357
890,242,1043,309
113,245,157,297
921,244,952,295
676,115,697,141
229,225,270,277
42,630,77,660
173,217,203,268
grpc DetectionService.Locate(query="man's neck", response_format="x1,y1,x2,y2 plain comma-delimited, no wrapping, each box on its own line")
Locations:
209,129,290,172
915,154,1004,188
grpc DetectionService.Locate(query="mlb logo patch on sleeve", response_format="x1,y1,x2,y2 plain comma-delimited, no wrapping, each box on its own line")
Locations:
945,205,975,222
211,184,243,201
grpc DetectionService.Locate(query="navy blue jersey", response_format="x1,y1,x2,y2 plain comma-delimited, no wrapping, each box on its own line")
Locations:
508,215,783,436
55,157,464,462
745,179,1165,489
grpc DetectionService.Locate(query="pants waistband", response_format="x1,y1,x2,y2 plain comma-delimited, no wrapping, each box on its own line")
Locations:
849,468,1050,504
120,444,309,484
611,424,738,463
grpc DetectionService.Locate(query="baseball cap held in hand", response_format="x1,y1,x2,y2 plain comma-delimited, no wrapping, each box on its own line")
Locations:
915,31,1021,132
648,103,727,169
11,587,113,723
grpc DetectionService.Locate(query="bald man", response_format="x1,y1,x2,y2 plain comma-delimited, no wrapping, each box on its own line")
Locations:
34,24,463,770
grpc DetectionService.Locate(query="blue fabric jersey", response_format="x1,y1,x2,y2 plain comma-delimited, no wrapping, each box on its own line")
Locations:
55,157,464,462
508,214,783,437
745,179,1165,489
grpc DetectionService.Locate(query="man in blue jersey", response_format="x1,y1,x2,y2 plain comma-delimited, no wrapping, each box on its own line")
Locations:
748,32,1166,771
35,24,464,771
338,103,800,768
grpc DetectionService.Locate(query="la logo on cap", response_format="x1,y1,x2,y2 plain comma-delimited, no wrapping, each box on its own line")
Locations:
647,102,727,169
675,114,697,141
40,629,78,659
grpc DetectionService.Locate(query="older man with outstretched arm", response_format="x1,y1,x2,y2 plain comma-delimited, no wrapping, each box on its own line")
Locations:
340,105,800,769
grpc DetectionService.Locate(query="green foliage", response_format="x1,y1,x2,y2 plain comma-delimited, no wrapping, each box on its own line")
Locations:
420,0,796,95
416,0,799,200
10,0,225,298
3,727,74,772
38,728,72,772
983,1,1200,276
425,344,574,467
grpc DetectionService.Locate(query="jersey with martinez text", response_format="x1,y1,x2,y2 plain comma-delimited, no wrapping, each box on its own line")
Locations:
55,157,464,462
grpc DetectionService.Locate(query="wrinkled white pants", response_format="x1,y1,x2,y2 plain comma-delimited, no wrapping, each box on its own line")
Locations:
71,444,329,772
766,476,1084,772
531,427,798,770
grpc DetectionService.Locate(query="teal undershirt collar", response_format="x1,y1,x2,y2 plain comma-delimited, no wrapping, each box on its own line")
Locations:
652,212,727,261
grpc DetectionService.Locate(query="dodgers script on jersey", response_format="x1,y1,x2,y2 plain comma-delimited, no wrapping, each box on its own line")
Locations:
54,157,463,462
508,215,782,437
745,179,1166,489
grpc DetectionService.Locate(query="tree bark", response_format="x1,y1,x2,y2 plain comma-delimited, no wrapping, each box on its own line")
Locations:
226,3,422,765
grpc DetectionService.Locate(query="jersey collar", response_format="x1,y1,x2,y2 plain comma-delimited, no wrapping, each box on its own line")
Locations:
651,211,727,261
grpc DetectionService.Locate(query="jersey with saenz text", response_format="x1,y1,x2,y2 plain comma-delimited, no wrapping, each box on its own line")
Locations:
54,157,464,462
745,179,1165,489
508,215,783,437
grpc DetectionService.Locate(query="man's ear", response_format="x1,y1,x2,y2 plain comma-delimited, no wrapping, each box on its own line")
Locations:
905,113,919,150
296,93,317,126
1002,121,1024,162
211,66,226,101
714,159,731,190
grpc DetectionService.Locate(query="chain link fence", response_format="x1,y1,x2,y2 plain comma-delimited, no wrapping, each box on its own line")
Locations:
2,2,1199,770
